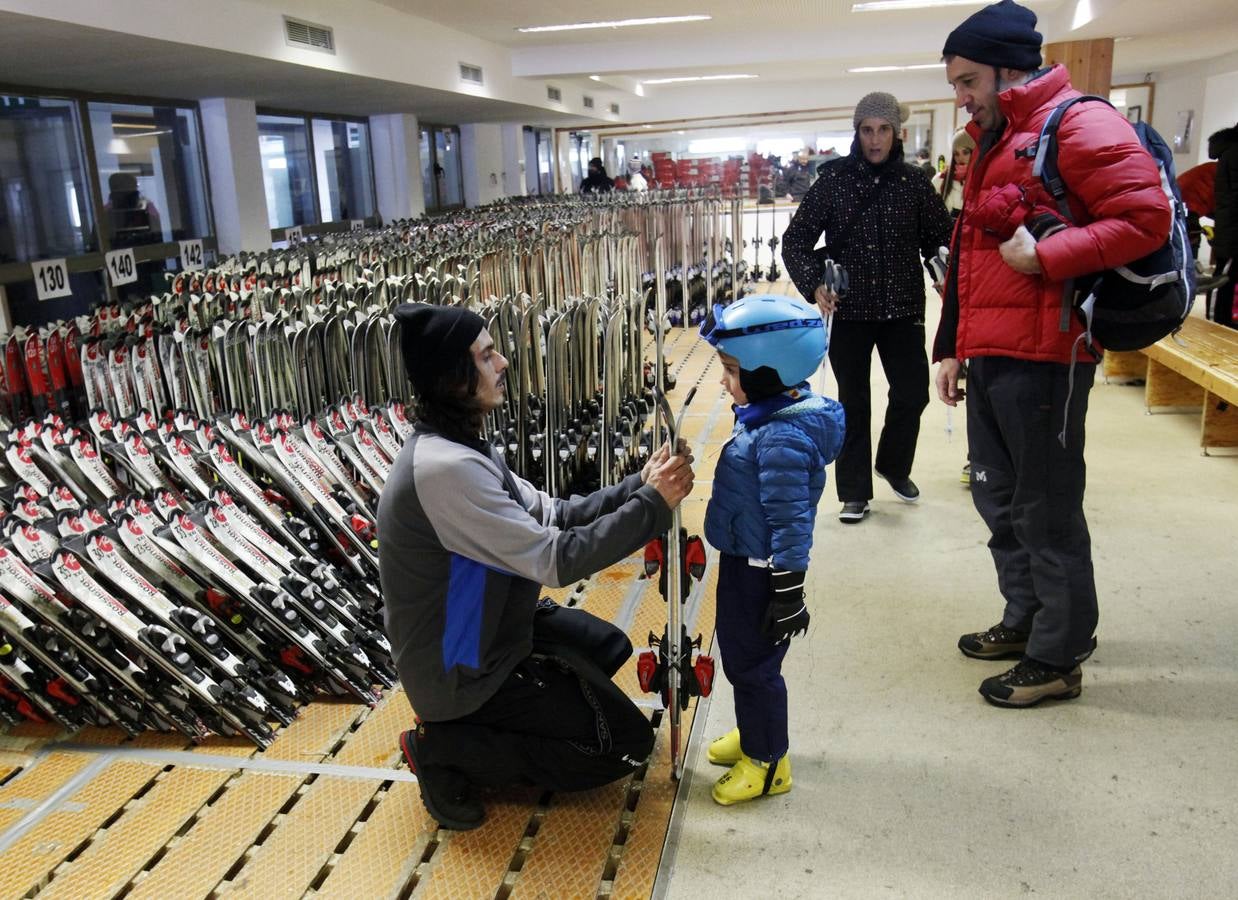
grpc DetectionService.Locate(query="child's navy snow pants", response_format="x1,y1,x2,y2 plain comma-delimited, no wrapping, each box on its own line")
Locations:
715,553,790,764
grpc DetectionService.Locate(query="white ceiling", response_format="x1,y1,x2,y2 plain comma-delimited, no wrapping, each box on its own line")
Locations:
0,10,577,124
382,0,1238,84
1,0,1236,127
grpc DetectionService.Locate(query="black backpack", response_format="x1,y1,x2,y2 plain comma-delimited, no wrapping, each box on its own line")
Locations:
1031,95,1195,353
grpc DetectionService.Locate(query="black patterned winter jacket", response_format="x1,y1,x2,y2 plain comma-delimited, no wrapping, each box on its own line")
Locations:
782,144,953,322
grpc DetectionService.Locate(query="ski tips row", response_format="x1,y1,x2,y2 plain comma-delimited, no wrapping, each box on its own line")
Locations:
0,398,416,746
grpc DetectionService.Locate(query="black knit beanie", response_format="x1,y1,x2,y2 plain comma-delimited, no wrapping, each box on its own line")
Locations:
942,0,1043,71
394,303,486,393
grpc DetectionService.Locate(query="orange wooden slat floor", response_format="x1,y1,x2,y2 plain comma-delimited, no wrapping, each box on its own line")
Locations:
0,327,729,899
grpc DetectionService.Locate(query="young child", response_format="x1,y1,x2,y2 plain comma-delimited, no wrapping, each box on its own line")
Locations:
699,294,845,805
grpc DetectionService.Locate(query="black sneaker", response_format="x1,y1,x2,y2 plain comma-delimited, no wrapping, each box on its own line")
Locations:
400,726,485,831
875,470,920,503
978,658,1083,708
839,501,869,523
958,622,1029,660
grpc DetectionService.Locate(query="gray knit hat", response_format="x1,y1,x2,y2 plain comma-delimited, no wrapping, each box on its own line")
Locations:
853,92,908,131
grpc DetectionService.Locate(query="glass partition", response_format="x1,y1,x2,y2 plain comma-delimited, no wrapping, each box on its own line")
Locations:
88,101,212,249
0,95,96,263
311,118,376,222
436,128,463,208
420,124,464,211
258,114,316,229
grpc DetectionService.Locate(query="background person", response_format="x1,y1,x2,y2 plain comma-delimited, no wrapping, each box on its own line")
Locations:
581,156,615,194
1207,124,1238,327
932,128,976,218
780,149,816,202
782,91,953,524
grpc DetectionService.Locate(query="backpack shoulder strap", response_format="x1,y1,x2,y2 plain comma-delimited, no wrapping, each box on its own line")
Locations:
1031,94,1114,221
1028,94,1113,334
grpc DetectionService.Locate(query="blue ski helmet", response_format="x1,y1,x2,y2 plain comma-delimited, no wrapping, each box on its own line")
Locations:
700,294,826,388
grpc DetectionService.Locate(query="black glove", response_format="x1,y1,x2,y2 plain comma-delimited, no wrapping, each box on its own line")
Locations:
926,246,950,285
821,259,849,297
762,569,809,643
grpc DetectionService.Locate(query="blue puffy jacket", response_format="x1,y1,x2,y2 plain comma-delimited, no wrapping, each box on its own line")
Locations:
705,390,845,572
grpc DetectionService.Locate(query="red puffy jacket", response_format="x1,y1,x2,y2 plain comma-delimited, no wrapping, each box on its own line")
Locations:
936,65,1170,364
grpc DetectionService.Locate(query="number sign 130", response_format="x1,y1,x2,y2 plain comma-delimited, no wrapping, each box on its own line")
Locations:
32,259,73,301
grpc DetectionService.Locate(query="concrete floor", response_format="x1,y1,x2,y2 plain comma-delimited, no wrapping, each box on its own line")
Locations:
662,307,1238,899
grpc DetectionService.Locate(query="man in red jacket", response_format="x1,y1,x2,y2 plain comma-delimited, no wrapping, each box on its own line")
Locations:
933,0,1170,707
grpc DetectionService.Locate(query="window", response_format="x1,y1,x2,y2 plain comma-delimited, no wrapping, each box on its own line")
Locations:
756,138,806,160
567,132,594,192
0,95,95,264
257,114,315,229
88,101,212,249
689,136,746,154
310,119,375,223
420,125,464,212
522,127,553,196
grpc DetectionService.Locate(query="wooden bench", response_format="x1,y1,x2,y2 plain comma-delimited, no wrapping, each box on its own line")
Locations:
1104,316,1238,453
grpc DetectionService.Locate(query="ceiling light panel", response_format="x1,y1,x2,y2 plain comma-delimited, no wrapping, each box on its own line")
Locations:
642,74,758,85
517,15,710,33
847,63,946,72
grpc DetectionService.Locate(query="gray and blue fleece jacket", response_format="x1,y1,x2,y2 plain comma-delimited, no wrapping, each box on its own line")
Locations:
378,428,671,721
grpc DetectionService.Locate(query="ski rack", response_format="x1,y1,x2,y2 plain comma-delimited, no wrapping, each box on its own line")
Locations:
0,192,750,747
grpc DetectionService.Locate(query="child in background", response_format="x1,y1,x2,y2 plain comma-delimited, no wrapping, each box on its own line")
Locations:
933,128,976,218
698,294,845,805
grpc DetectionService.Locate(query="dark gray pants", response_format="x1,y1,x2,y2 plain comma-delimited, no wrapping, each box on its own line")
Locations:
966,356,1098,668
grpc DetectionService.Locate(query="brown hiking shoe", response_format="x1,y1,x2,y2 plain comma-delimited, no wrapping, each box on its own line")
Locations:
958,623,1029,660
978,658,1083,708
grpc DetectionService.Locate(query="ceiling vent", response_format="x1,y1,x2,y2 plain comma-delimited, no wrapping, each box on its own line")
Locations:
583,95,595,109
460,63,484,85
284,16,334,53
610,102,621,115
547,86,562,103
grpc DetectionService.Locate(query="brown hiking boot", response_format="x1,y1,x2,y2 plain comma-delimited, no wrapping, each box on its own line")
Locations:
978,658,1083,708
958,623,1029,660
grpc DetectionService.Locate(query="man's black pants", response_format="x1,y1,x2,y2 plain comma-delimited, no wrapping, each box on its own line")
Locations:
828,318,930,501
417,609,654,792
966,356,1099,668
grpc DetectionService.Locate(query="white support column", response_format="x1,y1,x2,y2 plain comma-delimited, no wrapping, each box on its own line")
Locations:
369,113,426,222
459,123,505,208
199,98,270,255
500,124,526,198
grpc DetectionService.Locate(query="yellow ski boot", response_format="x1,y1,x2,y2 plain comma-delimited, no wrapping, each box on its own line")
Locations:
707,728,742,767
711,753,792,806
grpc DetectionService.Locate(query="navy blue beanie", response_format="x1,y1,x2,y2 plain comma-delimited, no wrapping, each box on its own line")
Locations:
942,0,1043,72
